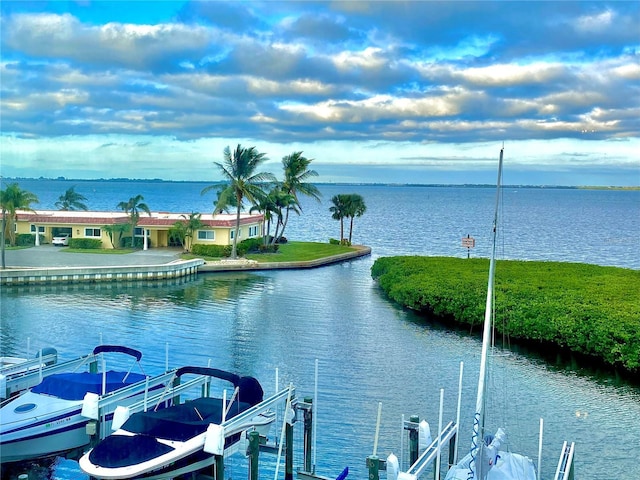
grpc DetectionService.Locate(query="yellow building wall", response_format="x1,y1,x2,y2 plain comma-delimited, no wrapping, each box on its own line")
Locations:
14,219,263,250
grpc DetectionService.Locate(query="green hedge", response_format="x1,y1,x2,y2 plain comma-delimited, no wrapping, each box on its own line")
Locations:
371,256,640,374
120,237,152,249
191,239,279,258
192,244,232,258
69,238,102,249
17,233,44,246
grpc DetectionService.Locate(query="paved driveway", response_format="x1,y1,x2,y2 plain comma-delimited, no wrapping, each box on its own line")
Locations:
2,245,182,268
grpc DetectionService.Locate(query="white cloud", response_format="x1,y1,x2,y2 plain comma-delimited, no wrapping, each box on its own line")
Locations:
574,9,614,33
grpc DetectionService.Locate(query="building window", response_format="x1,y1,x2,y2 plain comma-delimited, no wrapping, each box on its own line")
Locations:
85,228,101,238
30,225,45,233
230,229,241,240
248,225,258,237
134,227,144,236
197,230,215,240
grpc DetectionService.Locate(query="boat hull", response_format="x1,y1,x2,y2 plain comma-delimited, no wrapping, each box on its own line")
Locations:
0,392,86,462
0,383,150,462
0,420,88,462
79,413,274,479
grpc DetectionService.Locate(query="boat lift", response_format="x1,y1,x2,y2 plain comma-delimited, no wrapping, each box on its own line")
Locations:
0,348,98,400
81,369,182,444
553,441,575,480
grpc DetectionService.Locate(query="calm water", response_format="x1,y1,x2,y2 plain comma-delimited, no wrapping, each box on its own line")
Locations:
1,180,639,480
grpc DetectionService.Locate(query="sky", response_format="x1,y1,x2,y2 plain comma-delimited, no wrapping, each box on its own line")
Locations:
1,1,639,186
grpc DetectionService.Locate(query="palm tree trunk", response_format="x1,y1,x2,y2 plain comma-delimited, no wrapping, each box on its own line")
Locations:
232,203,241,258
340,218,344,243
271,218,282,245
1,212,6,269
349,216,354,243
280,207,291,240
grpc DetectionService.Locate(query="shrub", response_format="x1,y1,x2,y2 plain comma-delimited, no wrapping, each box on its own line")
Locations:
17,234,45,246
276,236,288,244
69,238,102,249
237,238,266,255
329,238,340,245
258,243,279,253
120,237,152,249
192,244,231,258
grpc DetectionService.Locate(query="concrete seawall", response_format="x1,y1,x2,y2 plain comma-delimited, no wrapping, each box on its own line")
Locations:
0,259,205,286
0,246,371,285
200,245,371,272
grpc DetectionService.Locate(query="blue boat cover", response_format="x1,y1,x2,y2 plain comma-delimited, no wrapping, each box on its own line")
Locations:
119,376,264,442
88,433,174,468
122,397,252,442
31,371,146,400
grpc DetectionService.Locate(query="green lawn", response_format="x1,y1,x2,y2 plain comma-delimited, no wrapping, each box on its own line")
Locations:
246,241,355,263
63,247,136,254
180,241,356,263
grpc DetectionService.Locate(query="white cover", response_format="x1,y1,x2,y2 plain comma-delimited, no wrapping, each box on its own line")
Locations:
203,423,225,455
386,453,399,480
111,406,131,431
445,450,536,480
418,420,432,453
81,392,100,420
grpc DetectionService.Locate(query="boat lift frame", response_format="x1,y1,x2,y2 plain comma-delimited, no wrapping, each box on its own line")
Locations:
1,350,95,400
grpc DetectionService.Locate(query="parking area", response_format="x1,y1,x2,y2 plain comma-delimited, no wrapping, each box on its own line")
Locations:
2,245,182,268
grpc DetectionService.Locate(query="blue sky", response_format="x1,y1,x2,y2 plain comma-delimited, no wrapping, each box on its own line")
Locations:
1,1,638,186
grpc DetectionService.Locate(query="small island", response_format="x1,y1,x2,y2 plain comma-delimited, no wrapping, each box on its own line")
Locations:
371,256,640,378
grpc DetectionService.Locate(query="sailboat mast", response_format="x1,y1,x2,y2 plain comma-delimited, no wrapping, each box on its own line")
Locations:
469,146,504,478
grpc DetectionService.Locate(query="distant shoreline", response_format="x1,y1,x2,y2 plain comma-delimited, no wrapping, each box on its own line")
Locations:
4,177,639,191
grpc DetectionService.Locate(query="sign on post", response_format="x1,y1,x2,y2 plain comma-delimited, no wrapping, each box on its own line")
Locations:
462,235,475,258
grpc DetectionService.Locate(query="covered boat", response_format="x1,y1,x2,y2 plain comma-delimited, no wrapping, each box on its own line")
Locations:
0,345,149,462
79,366,277,479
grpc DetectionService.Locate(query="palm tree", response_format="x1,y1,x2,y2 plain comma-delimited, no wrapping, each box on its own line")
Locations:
279,152,321,239
169,213,203,252
202,144,275,258
1,183,39,268
103,223,130,249
117,195,151,249
212,185,237,214
250,189,278,246
270,189,299,244
181,212,204,252
55,186,88,211
329,194,349,244
345,193,367,243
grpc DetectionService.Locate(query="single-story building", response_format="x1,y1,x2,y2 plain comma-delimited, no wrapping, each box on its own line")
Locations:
11,210,264,249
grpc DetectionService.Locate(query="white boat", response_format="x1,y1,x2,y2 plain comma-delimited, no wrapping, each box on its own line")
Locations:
79,366,279,480
0,344,152,462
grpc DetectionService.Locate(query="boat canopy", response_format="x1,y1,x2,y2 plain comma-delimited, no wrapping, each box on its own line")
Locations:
93,345,142,361
31,371,146,400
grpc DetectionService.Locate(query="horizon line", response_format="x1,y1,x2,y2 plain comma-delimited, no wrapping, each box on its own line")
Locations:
2,176,639,191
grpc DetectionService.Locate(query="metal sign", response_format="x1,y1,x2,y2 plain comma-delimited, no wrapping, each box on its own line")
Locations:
462,236,475,248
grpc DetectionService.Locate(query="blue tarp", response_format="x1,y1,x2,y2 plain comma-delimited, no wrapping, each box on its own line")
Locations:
32,371,146,400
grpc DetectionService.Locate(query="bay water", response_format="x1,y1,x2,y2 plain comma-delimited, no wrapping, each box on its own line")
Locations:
1,180,639,479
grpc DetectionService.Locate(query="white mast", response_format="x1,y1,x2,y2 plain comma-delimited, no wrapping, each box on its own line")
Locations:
469,147,504,479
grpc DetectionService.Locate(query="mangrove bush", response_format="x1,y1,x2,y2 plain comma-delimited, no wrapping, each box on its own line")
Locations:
371,256,640,374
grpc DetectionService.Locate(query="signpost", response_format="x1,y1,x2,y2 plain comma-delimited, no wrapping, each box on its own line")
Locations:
462,235,475,258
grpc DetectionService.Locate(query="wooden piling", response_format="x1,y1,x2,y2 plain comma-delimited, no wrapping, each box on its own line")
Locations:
248,430,260,480
285,417,294,480
409,415,420,466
